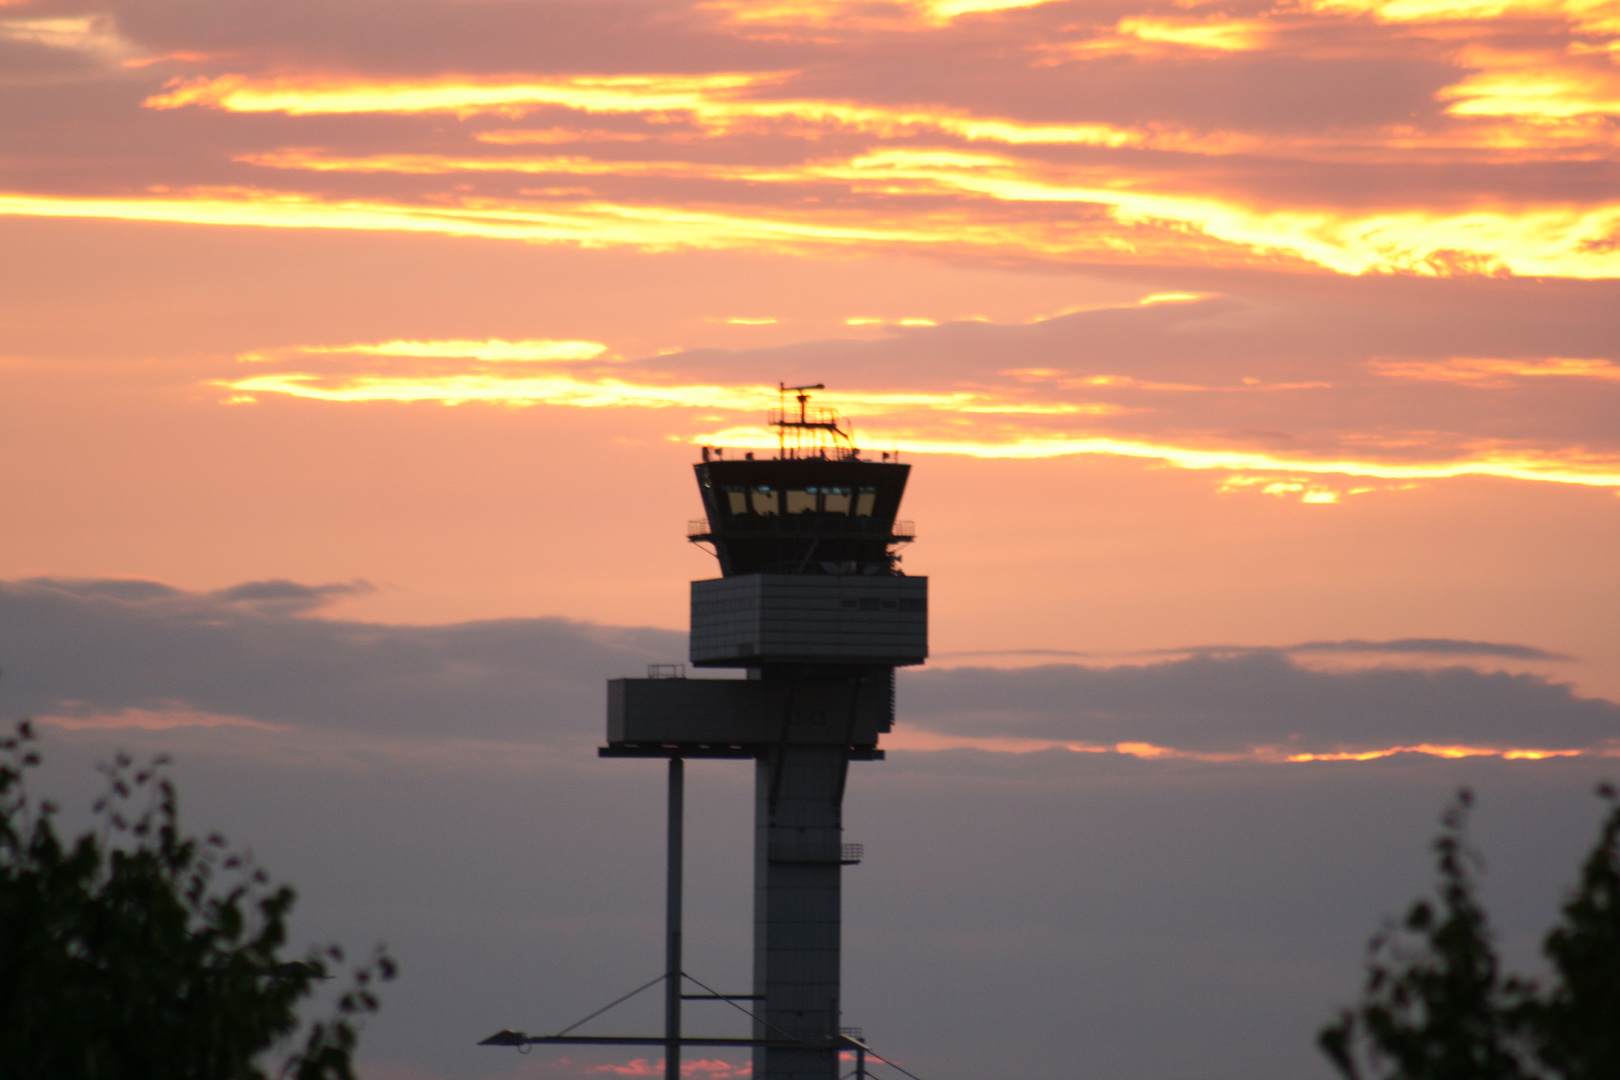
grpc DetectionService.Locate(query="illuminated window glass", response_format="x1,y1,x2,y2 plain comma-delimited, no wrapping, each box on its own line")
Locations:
725,486,747,514
786,489,817,514
823,486,852,514
854,487,877,516
752,486,779,515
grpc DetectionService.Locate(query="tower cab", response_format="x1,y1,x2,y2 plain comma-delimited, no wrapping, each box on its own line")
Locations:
690,384,915,578
686,386,926,669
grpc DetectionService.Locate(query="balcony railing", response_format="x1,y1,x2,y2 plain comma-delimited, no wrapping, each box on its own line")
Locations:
688,518,914,540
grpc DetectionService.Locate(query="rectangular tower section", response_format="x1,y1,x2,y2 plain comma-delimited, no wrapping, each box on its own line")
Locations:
690,574,928,667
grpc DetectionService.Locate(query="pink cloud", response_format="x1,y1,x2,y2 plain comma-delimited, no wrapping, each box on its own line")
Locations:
586,1059,750,1078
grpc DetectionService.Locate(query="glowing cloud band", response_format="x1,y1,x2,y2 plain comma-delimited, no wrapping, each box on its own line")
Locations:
220,370,1112,417
203,356,1620,489
13,160,1613,279
881,729,1607,760
710,430,1620,487
1299,0,1620,34
151,73,1176,151
284,339,611,363
161,70,1619,159
235,144,1620,278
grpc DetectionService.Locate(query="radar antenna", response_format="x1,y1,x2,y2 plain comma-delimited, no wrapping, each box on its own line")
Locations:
770,383,856,459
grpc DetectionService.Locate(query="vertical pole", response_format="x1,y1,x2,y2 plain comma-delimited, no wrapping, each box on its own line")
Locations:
855,1044,866,1080
666,757,684,1080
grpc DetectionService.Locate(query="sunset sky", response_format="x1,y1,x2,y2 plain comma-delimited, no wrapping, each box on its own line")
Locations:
2,0,1618,1076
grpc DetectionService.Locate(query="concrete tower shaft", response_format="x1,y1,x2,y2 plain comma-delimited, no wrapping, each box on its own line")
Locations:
754,746,849,1080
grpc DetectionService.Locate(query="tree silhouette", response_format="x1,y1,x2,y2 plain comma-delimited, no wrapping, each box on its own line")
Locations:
0,721,395,1079
1523,784,1620,1080
1321,785,1620,1080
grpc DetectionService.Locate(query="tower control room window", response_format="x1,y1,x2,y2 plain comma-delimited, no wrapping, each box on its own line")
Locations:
823,486,852,514
724,486,747,514
751,485,779,515
785,488,817,514
854,486,877,516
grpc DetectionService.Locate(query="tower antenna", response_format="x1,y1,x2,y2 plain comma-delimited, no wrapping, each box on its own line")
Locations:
771,382,854,460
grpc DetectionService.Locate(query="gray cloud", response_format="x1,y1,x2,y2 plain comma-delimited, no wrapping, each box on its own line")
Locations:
23,702,1620,1080
1285,637,1571,660
4,577,1612,756
6,576,1619,1080
898,651,1620,752
0,577,684,740
210,577,376,614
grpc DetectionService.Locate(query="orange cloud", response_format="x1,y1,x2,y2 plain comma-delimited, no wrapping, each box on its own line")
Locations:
586,1058,749,1078
146,71,787,119
200,337,1620,492
227,145,1620,278
1297,0,1620,34
1217,476,1353,502
221,374,1114,415
5,178,1619,278
276,338,613,363
697,0,1054,33
155,72,1174,151
1043,14,1275,59
0,14,134,60
217,355,1114,418
0,187,1009,253
1285,744,1590,761
884,729,1604,760
1369,356,1620,383
477,127,656,145
152,66,1620,166
1441,47,1620,121
690,426,1620,487
38,708,283,731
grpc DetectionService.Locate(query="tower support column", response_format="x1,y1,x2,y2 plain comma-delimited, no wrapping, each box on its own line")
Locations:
754,745,848,1080
667,757,684,1080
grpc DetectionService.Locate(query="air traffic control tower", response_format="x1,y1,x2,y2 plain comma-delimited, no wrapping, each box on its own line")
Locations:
607,385,926,1080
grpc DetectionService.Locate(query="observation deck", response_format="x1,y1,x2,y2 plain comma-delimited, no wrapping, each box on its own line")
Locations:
688,517,914,541
692,456,914,577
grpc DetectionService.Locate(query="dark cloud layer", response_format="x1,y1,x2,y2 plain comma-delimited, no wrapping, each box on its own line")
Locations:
0,577,683,740
903,652,1620,752
1286,637,1570,660
6,576,1619,1080
4,577,1612,755
21,702,1620,1080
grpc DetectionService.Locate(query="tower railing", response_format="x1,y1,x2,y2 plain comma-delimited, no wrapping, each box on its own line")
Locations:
688,518,913,539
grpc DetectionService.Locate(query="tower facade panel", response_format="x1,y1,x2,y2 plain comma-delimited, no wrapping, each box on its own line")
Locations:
607,676,893,748
690,574,928,667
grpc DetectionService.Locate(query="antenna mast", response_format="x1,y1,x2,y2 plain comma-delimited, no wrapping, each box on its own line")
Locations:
771,383,855,460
